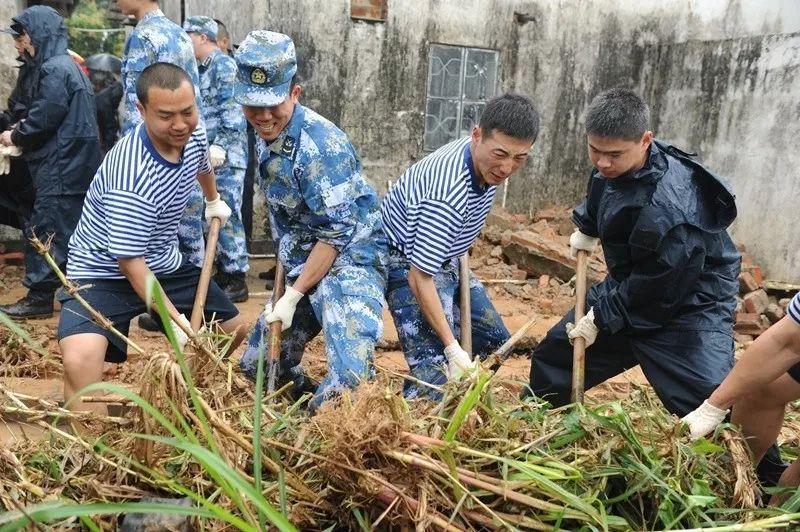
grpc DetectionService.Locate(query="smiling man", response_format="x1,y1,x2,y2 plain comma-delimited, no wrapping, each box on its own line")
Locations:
382,93,540,398
234,31,388,409
528,87,741,418
58,63,244,414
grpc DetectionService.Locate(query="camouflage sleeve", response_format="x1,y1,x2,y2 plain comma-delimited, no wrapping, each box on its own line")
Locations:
212,57,246,156
297,146,359,251
120,33,156,134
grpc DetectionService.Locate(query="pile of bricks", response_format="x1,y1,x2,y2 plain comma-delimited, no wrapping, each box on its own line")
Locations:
734,247,791,343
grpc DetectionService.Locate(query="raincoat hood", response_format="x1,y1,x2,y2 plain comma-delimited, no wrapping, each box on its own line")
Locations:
14,6,68,67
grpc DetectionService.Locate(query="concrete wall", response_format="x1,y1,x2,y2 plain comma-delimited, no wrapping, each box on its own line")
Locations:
3,0,795,280
166,0,800,282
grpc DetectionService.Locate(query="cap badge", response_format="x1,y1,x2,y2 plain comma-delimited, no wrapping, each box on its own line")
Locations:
251,68,267,85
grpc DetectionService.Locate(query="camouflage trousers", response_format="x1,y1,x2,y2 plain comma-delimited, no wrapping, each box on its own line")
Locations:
239,263,386,409
177,165,248,273
386,248,510,400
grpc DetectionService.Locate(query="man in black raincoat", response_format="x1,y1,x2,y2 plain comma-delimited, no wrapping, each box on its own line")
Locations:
527,87,787,485
0,6,101,319
528,87,741,412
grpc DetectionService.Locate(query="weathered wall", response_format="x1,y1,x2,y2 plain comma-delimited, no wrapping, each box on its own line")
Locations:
83,1,800,280
169,0,800,281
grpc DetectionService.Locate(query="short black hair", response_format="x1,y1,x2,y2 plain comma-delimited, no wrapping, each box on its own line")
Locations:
135,62,194,106
478,92,540,142
585,87,650,140
214,19,229,41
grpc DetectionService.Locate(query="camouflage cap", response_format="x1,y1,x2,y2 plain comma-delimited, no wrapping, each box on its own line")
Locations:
183,16,218,41
234,30,297,107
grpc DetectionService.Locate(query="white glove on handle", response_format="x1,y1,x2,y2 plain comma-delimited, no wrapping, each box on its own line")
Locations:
569,230,600,259
169,313,192,350
0,145,21,175
680,400,729,440
443,341,476,380
209,144,226,168
204,193,232,226
265,285,304,331
566,307,599,348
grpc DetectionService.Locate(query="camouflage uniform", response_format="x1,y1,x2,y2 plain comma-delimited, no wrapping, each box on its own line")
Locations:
234,31,387,409
386,249,510,399
120,8,205,266
185,17,248,274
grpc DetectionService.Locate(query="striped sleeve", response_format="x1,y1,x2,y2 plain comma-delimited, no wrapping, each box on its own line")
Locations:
410,198,464,275
789,293,800,326
104,189,159,259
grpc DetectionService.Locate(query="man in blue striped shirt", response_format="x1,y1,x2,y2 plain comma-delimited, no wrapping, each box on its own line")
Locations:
57,63,245,413
382,93,540,398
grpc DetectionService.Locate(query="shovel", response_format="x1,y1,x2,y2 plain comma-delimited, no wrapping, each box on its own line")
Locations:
266,261,286,394
459,252,472,355
190,217,222,332
571,249,589,404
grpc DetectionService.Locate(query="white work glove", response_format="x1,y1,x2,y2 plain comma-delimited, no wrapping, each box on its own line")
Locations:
0,145,21,175
169,313,192,350
566,307,599,348
680,400,729,440
208,144,226,168
443,341,477,380
264,286,304,331
204,193,232,226
569,230,600,259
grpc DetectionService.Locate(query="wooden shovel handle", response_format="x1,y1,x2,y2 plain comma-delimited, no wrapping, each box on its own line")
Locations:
571,249,589,404
190,217,222,332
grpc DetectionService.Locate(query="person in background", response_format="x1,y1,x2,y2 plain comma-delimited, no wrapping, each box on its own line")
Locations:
183,16,249,302
86,53,123,154
0,6,101,319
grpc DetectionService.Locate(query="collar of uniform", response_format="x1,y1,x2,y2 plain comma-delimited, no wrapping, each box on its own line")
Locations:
463,141,489,195
200,48,220,69
140,8,164,24
268,103,304,159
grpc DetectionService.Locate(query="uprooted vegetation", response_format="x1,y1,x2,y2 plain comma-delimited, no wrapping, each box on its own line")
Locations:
1,311,799,530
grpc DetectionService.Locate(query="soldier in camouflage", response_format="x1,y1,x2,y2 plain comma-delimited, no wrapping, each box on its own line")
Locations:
184,16,249,302
234,31,387,409
117,0,206,272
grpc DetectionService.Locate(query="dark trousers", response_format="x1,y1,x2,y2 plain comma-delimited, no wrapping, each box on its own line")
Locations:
529,308,734,417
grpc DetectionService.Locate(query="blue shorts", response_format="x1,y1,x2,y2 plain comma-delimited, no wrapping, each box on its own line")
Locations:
57,262,239,362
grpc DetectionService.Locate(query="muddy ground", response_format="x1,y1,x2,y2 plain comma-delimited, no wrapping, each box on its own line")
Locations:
0,214,651,443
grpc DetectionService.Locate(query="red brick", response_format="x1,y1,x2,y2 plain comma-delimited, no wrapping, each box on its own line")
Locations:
738,272,759,294
743,289,770,315
487,207,525,231
0,251,24,266
743,265,763,287
350,0,386,20
734,313,770,336
764,303,785,324
502,230,605,283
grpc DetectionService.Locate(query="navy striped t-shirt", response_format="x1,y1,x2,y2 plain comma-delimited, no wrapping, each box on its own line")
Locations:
381,136,496,275
789,293,800,326
67,123,211,279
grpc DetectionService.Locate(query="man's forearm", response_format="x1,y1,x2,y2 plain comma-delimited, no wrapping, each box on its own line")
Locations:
708,317,800,409
197,170,219,201
292,241,338,294
409,266,456,347
119,258,181,319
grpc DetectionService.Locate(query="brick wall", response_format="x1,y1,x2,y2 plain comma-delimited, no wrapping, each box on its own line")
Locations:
350,0,386,21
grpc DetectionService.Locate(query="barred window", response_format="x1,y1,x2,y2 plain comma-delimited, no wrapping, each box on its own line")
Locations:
424,44,499,151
